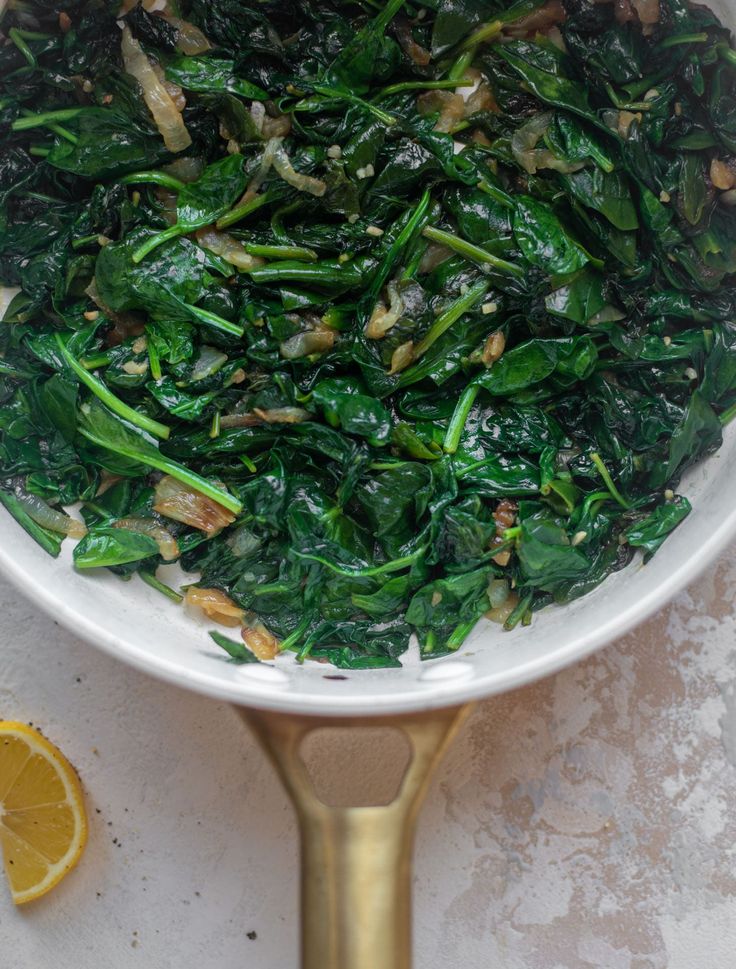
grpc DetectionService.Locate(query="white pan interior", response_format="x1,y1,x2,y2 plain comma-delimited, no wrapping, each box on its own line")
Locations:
1,0,734,716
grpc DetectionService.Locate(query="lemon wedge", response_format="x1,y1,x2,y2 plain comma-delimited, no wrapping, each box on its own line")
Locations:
0,721,87,904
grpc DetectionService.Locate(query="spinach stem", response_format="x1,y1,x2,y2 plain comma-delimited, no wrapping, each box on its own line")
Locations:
422,225,523,277
11,107,86,131
413,280,490,360
373,77,473,101
459,20,503,53
658,31,709,49
132,224,183,264
311,84,397,126
210,411,221,439
216,190,277,230
365,188,432,310
185,303,245,338
120,171,187,192
476,178,515,209
56,334,171,441
244,242,318,262
78,425,243,514
448,51,474,82
590,452,631,509
29,146,50,157
503,592,533,631
72,234,100,250
444,385,479,454
80,352,112,369
139,571,183,603
8,27,36,67
147,336,162,381
291,547,425,576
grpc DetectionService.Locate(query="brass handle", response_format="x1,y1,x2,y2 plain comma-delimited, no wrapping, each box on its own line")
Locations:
238,704,473,969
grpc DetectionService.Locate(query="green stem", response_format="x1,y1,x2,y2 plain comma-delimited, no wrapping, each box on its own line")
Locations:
119,171,187,192
132,224,184,264
448,50,474,82
310,85,397,126
291,546,425,577
11,107,86,132
80,352,112,369
185,303,245,338
0,491,62,557
72,234,100,250
444,385,479,454
56,334,171,441
414,280,490,360
364,188,432,311
147,337,162,381
476,177,515,209
216,190,277,230
46,122,78,144
139,571,183,603
446,616,481,651
590,452,631,509
658,31,709,49
373,77,473,101
374,0,407,32
503,592,533,631
422,225,523,277
279,615,313,654
209,411,221,439
243,242,317,262
459,20,503,52
717,44,736,69
240,454,258,473
78,426,243,514
8,27,36,67
29,146,50,157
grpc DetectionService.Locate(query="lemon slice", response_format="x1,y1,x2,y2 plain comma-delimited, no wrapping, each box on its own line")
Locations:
0,721,87,905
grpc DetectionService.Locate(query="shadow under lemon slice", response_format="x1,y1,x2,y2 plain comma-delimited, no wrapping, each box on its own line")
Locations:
0,721,87,904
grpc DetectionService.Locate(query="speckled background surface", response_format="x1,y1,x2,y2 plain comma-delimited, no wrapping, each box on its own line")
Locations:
1,546,735,969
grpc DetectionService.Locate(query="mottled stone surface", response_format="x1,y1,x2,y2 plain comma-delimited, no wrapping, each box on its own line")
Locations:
1,548,735,968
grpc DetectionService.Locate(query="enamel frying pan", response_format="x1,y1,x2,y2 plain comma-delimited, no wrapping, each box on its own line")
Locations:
1,2,735,961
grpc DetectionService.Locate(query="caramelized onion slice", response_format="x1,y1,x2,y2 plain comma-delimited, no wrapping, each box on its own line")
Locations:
121,25,191,153
15,492,87,539
113,517,179,560
242,622,280,660
154,475,236,537
185,587,244,627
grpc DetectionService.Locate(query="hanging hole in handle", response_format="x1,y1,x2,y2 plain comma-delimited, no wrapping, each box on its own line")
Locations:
299,727,413,808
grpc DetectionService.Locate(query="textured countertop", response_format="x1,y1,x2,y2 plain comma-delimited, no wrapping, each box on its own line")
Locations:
1,546,735,969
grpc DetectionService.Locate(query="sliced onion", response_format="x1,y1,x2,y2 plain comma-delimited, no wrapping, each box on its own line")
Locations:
238,136,283,206
711,159,736,191
366,281,405,339
164,156,204,183
253,407,311,424
487,578,510,609
272,143,326,197
113,517,179,560
121,25,191,153
15,492,87,539
631,0,659,23
226,525,262,558
614,0,637,22
486,592,519,625
417,90,465,134
388,340,415,375
242,622,280,660
262,114,292,139
511,111,583,174
419,242,452,274
185,587,244,627
505,0,566,34
154,476,236,537
280,329,335,359
191,345,228,381
250,102,266,135
395,18,431,66
482,330,506,367
196,227,265,271
165,15,213,54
